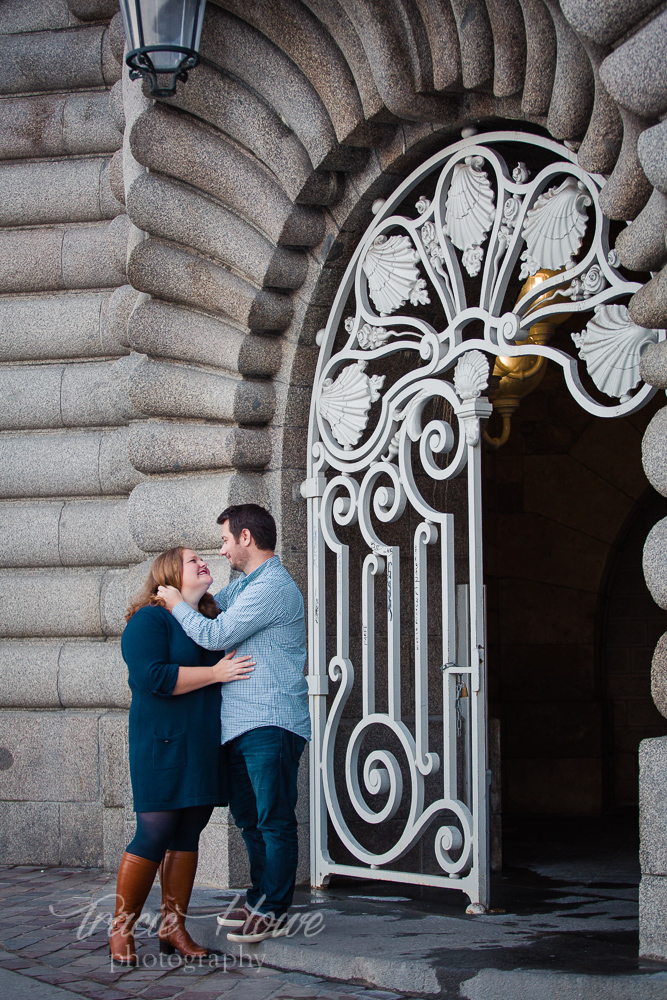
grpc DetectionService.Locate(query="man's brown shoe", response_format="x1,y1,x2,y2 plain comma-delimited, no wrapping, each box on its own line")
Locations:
226,912,288,944
216,905,250,928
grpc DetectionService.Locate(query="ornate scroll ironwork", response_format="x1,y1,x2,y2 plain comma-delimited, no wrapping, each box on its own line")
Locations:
303,131,665,910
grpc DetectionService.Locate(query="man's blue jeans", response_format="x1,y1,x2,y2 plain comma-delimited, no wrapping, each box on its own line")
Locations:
227,726,306,917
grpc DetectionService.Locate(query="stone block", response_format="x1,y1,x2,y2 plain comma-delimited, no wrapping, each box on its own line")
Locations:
599,107,653,221
128,421,271,474
0,228,65,294
127,472,267,552
652,633,667,719
643,406,667,495
58,499,144,566
543,0,594,140
68,0,119,21
0,0,70,33
640,874,667,959
108,11,125,62
0,639,60,708
615,189,667,273
640,735,667,875
643,519,667,609
0,222,126,295
108,80,125,134
0,500,63,567
561,0,662,46
0,364,63,430
103,806,127,870
629,261,667,331
0,567,104,637
106,284,138,350
0,801,60,866
127,298,282,376
100,712,129,808
58,641,130,709
0,710,100,801
600,10,667,118
127,172,307,290
171,60,315,205
0,26,106,95
0,360,136,431
638,119,667,195
197,820,234,887
61,358,138,427
100,569,130,636
124,356,275,424
1,91,119,161
127,239,293,333
0,158,120,228
101,25,121,85
61,217,127,290
0,498,142,568
0,291,117,362
98,428,146,495
60,802,103,866
130,105,324,249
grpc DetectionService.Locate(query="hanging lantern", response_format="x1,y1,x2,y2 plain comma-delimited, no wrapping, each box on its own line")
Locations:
119,0,206,98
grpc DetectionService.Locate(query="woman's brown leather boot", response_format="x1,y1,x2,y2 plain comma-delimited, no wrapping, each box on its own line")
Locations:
158,850,208,958
109,852,159,965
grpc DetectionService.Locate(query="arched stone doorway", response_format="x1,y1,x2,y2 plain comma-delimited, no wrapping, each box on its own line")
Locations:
302,126,665,911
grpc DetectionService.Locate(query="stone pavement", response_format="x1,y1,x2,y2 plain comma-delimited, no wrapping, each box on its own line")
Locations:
0,866,408,1000
3,816,667,1000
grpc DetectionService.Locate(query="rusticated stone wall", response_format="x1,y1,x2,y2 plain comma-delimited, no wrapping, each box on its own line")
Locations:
0,0,136,868
2,0,667,946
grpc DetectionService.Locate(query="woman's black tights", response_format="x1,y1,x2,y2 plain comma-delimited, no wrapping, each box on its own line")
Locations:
126,806,214,864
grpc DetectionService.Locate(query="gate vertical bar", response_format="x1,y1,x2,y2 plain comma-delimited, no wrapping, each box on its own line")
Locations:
305,481,329,886
467,431,489,910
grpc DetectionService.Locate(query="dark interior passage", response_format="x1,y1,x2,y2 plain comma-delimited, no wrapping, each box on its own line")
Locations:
484,365,667,817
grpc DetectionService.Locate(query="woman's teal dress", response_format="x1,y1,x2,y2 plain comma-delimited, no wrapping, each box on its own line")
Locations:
121,604,227,811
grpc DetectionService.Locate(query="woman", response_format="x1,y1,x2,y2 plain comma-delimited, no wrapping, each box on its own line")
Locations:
110,546,254,965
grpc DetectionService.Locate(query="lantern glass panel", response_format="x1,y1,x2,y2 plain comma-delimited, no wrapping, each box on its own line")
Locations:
120,0,205,72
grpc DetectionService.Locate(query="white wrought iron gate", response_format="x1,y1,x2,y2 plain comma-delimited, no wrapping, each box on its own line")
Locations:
302,131,664,910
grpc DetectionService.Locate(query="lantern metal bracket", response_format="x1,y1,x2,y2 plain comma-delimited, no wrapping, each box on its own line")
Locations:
126,46,199,98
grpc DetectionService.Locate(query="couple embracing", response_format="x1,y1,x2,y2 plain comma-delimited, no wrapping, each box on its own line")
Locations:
110,504,310,964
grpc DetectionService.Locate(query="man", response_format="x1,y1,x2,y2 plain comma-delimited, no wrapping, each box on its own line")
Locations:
157,504,310,944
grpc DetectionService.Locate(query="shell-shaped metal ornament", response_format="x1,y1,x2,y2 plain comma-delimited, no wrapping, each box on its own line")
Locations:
520,177,591,278
362,234,425,315
571,304,660,401
453,350,490,400
444,155,495,255
319,361,386,448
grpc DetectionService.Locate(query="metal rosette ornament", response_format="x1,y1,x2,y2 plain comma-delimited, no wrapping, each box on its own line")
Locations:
304,131,664,910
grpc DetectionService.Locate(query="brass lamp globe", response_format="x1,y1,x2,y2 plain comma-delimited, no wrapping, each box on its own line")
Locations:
119,0,206,98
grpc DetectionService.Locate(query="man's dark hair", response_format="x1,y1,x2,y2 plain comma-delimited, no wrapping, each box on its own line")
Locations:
217,504,276,551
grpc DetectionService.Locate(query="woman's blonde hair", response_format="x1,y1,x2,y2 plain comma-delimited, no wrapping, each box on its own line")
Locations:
125,546,219,621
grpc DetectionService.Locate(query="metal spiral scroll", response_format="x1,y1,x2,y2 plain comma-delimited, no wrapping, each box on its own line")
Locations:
319,470,474,874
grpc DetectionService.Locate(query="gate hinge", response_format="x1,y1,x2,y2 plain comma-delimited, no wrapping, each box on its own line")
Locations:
300,477,327,499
